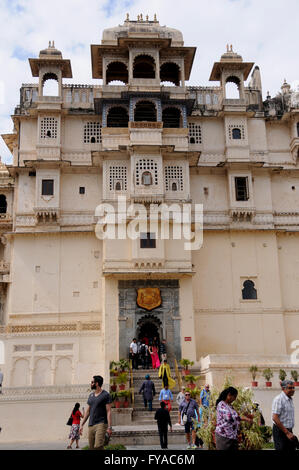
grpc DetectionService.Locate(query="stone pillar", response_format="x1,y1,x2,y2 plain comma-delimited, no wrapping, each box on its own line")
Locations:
102,277,119,384
179,278,197,362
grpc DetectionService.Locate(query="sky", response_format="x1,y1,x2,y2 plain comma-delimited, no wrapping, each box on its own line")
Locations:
0,0,298,162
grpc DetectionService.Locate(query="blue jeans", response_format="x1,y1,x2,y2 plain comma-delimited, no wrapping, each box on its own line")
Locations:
144,398,152,411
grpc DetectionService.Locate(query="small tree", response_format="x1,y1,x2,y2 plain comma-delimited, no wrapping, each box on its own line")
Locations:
249,365,258,381
279,369,287,382
116,372,128,389
291,370,298,382
262,368,273,382
118,359,130,372
179,359,194,371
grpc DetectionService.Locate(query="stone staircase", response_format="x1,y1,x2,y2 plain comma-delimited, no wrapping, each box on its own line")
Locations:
110,367,202,446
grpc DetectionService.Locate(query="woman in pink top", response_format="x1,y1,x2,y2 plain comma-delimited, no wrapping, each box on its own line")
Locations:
215,387,252,450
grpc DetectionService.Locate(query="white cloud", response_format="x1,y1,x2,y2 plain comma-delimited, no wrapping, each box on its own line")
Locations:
0,0,298,162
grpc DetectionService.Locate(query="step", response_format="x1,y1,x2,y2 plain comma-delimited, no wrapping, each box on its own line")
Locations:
110,425,186,446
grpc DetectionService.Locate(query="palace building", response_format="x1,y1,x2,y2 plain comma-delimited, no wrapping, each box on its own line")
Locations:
1,15,299,392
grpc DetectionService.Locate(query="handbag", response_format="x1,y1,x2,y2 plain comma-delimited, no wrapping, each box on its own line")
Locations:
66,415,73,426
181,401,190,425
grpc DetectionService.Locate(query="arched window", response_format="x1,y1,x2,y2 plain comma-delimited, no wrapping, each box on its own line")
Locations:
107,107,129,127
106,61,128,85
232,128,242,139
242,280,257,300
162,107,181,128
134,101,156,122
42,73,59,97
297,122,299,137
225,76,240,99
172,182,178,191
160,62,180,86
0,195,6,215
115,181,122,191
133,55,155,79
142,171,153,186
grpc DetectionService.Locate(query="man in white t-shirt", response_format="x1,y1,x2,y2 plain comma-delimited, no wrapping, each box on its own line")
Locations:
129,338,139,370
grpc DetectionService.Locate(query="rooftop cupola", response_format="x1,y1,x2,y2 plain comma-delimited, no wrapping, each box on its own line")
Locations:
29,41,72,99
210,45,254,102
91,14,196,87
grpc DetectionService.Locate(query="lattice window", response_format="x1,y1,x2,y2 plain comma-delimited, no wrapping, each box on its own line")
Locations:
14,345,31,352
56,344,73,351
188,123,202,144
136,159,158,186
40,117,58,139
35,344,52,351
164,165,184,191
228,124,245,140
84,122,101,143
109,165,128,191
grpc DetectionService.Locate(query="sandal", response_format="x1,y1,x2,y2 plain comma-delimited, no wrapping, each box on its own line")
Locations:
67,445,72,449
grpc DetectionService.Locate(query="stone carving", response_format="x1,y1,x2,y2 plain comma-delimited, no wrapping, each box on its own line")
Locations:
137,287,162,311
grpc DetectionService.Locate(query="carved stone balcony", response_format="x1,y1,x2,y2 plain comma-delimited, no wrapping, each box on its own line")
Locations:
230,207,256,222
129,121,163,146
34,207,60,224
0,260,10,283
36,145,61,161
101,127,129,150
0,213,13,228
290,137,299,162
162,128,188,151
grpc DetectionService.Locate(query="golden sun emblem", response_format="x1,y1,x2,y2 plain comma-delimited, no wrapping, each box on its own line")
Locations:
137,288,162,311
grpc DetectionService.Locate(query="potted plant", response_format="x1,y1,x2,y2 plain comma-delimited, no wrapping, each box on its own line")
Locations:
291,370,299,386
110,377,117,392
186,386,201,399
279,369,287,384
116,372,128,391
262,368,273,387
118,390,130,408
183,374,201,390
179,359,194,376
118,359,130,372
110,391,120,409
249,365,258,387
110,360,119,376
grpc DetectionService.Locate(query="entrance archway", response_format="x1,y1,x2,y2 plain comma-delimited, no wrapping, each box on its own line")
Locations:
136,315,162,346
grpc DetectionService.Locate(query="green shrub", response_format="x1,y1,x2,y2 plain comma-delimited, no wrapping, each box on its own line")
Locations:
262,368,273,381
195,377,273,450
105,444,127,450
179,359,194,370
249,365,258,380
82,444,127,450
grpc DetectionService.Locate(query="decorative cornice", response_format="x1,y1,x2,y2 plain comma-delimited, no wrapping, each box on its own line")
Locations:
0,321,101,335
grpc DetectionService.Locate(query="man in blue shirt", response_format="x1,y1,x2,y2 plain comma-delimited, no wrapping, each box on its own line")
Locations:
200,384,210,408
159,384,173,412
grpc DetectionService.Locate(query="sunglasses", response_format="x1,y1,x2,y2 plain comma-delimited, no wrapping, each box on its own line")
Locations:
185,393,191,396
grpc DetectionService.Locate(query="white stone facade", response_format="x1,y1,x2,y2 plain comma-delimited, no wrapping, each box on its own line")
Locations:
0,17,299,401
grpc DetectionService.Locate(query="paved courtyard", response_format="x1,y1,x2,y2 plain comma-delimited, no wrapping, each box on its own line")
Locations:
0,440,192,451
